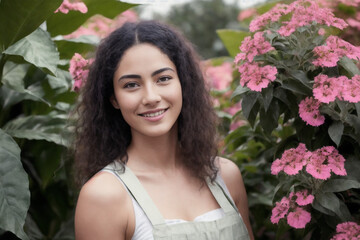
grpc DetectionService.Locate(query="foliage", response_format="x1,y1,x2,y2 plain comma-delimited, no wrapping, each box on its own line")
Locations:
153,0,240,58
0,0,135,239
212,0,360,239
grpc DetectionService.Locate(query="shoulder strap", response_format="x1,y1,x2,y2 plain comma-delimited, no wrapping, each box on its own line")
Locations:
206,178,238,215
105,161,166,226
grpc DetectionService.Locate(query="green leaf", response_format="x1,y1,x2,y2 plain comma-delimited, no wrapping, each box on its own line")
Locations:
328,120,344,146
231,84,250,100
314,192,349,221
54,35,99,59
288,69,312,88
338,56,360,77
260,99,280,134
1,61,49,105
261,85,273,112
281,79,313,96
0,129,30,240
3,114,71,147
321,179,360,192
216,29,251,57
3,28,59,76
242,91,260,120
0,0,62,51
47,0,136,36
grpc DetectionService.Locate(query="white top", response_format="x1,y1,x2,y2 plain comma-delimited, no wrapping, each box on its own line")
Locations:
102,169,234,240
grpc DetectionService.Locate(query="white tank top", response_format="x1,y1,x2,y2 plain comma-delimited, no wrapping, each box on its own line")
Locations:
102,169,235,240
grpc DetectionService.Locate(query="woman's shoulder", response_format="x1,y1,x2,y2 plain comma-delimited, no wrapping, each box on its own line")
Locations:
75,171,134,239
216,157,244,204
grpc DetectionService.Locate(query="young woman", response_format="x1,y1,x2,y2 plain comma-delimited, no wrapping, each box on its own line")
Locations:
74,20,254,240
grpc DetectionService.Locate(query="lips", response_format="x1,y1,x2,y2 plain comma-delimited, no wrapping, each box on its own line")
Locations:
138,108,168,117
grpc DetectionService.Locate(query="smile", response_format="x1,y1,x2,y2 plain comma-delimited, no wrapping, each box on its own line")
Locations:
139,109,167,118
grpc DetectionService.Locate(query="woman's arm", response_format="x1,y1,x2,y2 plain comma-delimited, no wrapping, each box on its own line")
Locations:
75,171,134,240
218,157,255,240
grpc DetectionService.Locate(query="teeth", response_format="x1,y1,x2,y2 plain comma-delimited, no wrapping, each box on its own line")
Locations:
143,110,165,117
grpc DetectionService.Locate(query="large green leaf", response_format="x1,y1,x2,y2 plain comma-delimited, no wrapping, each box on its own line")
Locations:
0,129,30,240
0,0,62,51
3,28,59,76
3,114,71,147
314,192,351,221
328,120,344,147
217,29,251,57
1,61,49,106
54,35,99,59
47,0,136,36
339,56,360,77
321,179,360,192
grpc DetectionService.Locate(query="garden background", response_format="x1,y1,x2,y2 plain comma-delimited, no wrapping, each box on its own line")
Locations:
0,0,359,239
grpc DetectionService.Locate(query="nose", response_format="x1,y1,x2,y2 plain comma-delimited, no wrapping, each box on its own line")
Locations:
142,83,161,105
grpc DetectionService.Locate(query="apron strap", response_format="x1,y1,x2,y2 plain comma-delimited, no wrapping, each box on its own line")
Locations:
206,178,238,215
106,161,166,226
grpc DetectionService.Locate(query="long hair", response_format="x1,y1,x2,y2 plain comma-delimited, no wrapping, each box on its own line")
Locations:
74,20,218,185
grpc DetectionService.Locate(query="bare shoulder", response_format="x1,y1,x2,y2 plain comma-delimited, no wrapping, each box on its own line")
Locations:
217,157,244,191
75,171,134,240
216,157,255,240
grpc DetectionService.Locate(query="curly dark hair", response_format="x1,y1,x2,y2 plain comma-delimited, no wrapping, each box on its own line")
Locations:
74,20,218,185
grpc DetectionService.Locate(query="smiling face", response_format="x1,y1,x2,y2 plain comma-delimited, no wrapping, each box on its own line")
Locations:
111,43,183,139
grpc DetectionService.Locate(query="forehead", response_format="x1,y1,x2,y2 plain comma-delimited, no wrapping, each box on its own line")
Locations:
115,43,176,76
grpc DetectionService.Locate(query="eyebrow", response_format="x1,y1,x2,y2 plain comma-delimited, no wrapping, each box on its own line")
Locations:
117,67,175,82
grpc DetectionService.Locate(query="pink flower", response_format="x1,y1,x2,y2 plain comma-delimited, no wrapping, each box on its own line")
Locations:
331,222,360,240
235,32,274,63
313,36,360,67
287,207,311,229
55,0,87,14
205,62,233,91
343,75,360,103
64,10,138,39
270,197,290,224
298,97,325,127
306,149,332,180
69,53,93,92
249,3,293,32
237,62,277,92
295,189,314,206
238,8,257,21
318,28,326,35
325,146,347,176
313,74,340,103
271,143,310,175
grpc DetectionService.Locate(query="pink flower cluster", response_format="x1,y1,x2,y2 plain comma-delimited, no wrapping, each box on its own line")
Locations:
313,74,360,103
205,62,233,91
236,62,277,92
313,36,360,67
235,32,275,63
249,0,348,36
64,10,138,39
271,189,313,229
69,53,93,92
55,0,87,14
298,97,325,126
331,222,360,240
271,143,347,180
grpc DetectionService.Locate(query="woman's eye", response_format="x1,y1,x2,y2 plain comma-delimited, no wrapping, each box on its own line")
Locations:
123,82,139,88
158,76,172,83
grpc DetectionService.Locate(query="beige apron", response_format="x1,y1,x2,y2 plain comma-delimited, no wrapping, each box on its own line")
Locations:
106,162,250,240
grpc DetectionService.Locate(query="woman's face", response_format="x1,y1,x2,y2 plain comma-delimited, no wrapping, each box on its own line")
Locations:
111,43,182,138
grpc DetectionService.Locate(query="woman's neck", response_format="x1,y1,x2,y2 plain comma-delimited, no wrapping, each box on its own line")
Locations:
126,126,183,172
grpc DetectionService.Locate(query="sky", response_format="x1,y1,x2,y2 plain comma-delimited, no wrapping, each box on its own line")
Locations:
120,0,267,19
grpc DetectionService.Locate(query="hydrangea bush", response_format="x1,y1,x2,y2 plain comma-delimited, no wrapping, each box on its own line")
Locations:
218,0,360,238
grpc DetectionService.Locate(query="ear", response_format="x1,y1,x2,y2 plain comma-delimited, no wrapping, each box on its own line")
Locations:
110,95,120,109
